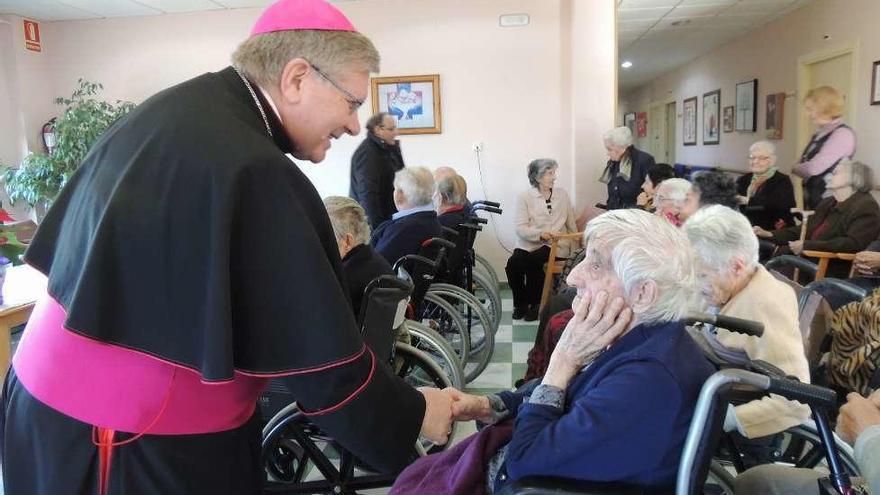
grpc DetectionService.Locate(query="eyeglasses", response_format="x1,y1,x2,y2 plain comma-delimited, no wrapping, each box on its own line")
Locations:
308,61,365,114
748,155,772,162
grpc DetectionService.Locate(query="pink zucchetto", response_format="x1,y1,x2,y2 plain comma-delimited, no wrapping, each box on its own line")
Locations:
250,0,357,36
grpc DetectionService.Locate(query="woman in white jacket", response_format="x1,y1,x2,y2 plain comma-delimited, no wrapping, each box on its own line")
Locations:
506,159,578,321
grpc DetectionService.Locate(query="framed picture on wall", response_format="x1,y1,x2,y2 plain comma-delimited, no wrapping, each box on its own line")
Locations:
370,74,442,134
624,112,636,135
702,90,720,145
636,112,648,138
723,106,735,133
766,92,785,140
735,79,758,132
683,96,697,146
872,60,880,105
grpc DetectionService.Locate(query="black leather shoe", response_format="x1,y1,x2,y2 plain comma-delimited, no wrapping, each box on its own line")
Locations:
512,307,527,320
523,305,539,321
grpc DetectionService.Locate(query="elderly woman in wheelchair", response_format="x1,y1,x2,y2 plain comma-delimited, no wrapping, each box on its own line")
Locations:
389,209,715,495
683,205,811,465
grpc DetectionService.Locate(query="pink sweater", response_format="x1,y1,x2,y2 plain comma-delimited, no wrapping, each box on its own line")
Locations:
793,118,856,178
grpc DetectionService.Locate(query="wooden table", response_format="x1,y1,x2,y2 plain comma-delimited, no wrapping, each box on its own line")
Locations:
0,265,47,382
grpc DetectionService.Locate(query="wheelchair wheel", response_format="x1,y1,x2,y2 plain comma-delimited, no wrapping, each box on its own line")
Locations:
706,460,736,494
262,405,333,486
474,253,499,287
404,320,465,389
395,342,459,455
777,422,861,476
419,292,471,364
426,284,496,383
472,272,502,332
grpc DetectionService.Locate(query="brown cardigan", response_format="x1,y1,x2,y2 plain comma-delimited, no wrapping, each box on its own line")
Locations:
771,191,880,278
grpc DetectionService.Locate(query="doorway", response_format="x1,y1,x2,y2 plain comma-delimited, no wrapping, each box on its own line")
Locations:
665,101,676,165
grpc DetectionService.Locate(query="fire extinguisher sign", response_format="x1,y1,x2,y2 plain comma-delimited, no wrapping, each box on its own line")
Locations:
23,19,41,52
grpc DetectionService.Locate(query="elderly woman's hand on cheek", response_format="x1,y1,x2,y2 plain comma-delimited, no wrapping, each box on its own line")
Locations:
543,291,632,390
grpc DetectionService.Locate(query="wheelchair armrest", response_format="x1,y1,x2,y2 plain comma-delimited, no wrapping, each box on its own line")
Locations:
765,254,818,276
497,477,643,495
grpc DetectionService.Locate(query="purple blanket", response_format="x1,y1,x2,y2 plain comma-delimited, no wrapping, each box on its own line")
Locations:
389,421,514,495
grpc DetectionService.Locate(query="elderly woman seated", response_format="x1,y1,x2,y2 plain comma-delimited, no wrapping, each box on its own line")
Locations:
683,205,810,464
754,160,880,279
390,209,714,495
680,171,739,222
372,166,442,265
324,196,393,319
507,158,578,321
637,162,675,212
735,141,796,230
654,177,691,226
435,172,470,231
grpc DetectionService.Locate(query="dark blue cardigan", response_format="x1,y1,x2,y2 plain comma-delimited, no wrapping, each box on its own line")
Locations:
495,321,714,494
371,210,442,266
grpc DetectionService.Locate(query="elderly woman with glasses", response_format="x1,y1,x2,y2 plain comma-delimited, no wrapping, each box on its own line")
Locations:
653,177,692,227
735,141,796,230
754,160,880,279
507,159,578,321
390,209,714,495
600,126,656,209
684,205,810,463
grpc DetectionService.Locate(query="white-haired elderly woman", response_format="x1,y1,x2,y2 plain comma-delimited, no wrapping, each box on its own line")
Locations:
755,160,880,279
684,205,810,464
371,166,442,265
653,177,691,227
324,196,393,319
600,126,656,209
735,141,796,230
390,209,714,495
507,158,578,321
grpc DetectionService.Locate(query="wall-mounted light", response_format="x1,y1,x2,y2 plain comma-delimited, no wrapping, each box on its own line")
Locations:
499,13,529,27
621,60,633,69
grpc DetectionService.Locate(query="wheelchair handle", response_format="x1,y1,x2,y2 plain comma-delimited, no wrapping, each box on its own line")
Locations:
748,359,788,379
459,222,483,232
473,217,489,224
440,226,460,237
473,200,500,208
766,377,838,410
392,254,438,272
421,237,456,250
683,313,764,337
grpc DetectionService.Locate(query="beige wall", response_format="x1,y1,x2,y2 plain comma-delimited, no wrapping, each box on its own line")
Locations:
2,0,616,276
622,0,880,176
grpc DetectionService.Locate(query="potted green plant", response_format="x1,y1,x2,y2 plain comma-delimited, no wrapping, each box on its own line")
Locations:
2,79,135,211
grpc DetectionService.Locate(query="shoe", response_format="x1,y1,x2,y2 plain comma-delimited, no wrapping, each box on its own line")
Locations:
523,305,539,322
512,307,527,320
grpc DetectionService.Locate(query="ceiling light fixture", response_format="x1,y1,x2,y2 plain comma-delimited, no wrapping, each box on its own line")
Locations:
621,60,633,69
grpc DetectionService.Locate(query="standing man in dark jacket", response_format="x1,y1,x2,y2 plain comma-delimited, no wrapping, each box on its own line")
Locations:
350,112,405,228
600,126,655,210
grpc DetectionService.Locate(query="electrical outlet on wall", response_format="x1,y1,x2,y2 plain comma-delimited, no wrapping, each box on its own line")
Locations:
472,141,484,152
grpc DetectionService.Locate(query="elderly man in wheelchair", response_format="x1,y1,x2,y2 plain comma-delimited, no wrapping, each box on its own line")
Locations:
389,209,715,495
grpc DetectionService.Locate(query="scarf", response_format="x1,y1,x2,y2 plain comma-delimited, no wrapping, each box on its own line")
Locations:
746,167,777,199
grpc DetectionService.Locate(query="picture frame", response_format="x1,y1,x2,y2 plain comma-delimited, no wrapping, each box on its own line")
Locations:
702,89,720,145
683,96,697,146
735,79,758,132
370,74,441,134
624,112,636,135
636,112,648,138
766,92,785,140
723,106,734,133
872,60,880,105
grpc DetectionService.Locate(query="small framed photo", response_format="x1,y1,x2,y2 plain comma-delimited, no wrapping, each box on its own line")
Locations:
702,89,720,145
683,96,697,146
872,60,880,105
723,106,734,133
766,92,785,140
624,112,636,135
735,79,758,132
370,74,441,134
636,112,648,138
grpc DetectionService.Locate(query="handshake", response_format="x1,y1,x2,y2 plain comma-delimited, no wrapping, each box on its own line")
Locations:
417,387,495,445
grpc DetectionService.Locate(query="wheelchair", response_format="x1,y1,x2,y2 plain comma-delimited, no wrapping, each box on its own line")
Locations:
261,275,460,494
499,315,862,495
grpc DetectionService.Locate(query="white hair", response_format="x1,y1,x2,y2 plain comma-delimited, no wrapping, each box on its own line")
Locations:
683,205,759,274
394,166,435,206
749,140,778,165
583,209,699,324
655,178,692,205
323,196,371,245
603,126,634,148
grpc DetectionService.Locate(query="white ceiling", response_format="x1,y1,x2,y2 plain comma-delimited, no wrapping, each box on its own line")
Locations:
0,0,359,21
618,0,814,92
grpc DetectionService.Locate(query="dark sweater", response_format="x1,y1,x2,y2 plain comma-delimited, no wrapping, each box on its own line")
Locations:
736,171,796,230
604,146,655,210
341,243,394,320
371,210,442,266
350,134,405,229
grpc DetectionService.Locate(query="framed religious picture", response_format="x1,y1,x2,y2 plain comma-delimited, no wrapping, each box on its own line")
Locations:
636,112,648,138
766,92,785,140
683,96,697,146
723,106,735,133
872,60,880,105
370,74,441,134
624,112,636,135
735,79,758,132
702,90,720,145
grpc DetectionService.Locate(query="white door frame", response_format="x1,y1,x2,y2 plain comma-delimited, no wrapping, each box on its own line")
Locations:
796,42,859,152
